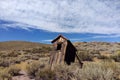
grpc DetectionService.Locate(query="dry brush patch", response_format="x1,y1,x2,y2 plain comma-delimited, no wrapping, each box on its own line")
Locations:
1,41,120,80
26,60,120,80
0,65,21,80
77,61,119,80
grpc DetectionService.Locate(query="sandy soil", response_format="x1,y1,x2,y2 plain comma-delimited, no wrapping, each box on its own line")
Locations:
12,70,35,80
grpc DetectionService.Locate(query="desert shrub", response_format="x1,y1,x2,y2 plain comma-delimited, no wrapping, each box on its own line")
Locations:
31,48,41,53
24,54,32,59
34,64,76,80
0,57,23,67
51,62,117,80
26,60,120,80
97,55,110,60
7,51,18,57
110,55,120,62
0,58,10,67
0,51,18,58
23,52,30,55
110,52,120,62
30,47,52,54
76,62,114,80
26,61,56,80
35,69,56,80
77,50,93,61
8,65,21,76
89,50,100,55
54,65,77,80
18,56,29,61
23,49,32,53
43,46,52,52
26,61,44,77
77,50,102,61
0,52,6,57
68,61,119,80
14,58,21,64
0,65,20,80
31,55,40,60
0,68,11,80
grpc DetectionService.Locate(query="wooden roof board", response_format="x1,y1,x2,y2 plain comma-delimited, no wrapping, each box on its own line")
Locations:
51,35,68,43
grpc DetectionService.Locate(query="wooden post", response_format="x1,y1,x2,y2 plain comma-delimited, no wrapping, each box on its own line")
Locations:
76,51,83,68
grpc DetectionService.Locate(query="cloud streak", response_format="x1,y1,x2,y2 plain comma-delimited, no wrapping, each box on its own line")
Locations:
92,34,120,38
0,0,120,34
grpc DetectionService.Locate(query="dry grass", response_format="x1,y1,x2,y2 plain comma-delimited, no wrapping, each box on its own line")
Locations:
0,41,120,80
77,61,119,80
25,59,120,80
0,41,50,51
0,65,20,80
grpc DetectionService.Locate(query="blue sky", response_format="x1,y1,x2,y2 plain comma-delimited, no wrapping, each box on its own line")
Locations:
0,0,120,43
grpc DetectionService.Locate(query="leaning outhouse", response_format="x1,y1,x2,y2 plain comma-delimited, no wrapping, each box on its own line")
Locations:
49,35,83,67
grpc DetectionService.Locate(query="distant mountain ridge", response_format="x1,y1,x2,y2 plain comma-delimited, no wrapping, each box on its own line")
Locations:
0,41,50,51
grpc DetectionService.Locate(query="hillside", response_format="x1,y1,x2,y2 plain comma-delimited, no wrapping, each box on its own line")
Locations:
0,41,50,51
1,41,120,53
74,42,120,54
0,41,120,80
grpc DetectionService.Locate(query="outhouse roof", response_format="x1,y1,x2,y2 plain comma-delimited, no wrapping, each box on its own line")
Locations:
51,35,68,43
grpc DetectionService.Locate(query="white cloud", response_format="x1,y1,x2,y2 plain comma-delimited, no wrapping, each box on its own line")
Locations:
0,0,120,34
92,34,120,38
70,38,82,40
42,39,52,42
42,38,85,43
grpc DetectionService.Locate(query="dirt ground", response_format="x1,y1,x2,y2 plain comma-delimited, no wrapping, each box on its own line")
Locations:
12,70,34,80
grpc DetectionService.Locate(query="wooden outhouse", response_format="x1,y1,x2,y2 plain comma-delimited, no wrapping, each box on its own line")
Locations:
49,35,83,67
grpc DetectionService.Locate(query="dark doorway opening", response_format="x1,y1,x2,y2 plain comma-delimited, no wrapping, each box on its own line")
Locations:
57,43,62,50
